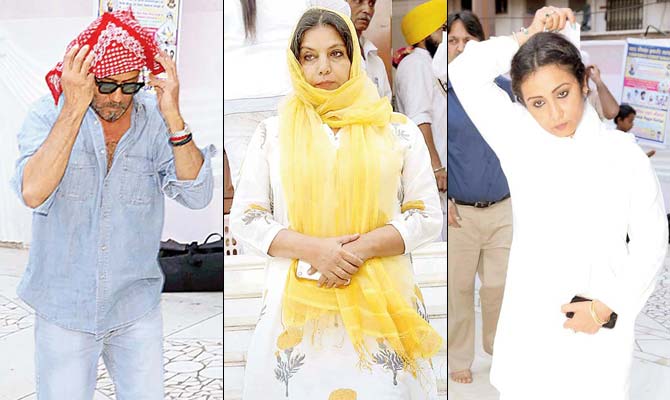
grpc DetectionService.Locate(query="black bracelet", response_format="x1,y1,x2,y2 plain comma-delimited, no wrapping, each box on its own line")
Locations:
170,133,193,147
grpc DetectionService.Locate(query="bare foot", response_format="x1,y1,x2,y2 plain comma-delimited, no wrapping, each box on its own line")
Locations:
450,369,473,384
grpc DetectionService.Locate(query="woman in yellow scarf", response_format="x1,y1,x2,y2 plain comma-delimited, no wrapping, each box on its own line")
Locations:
230,7,443,399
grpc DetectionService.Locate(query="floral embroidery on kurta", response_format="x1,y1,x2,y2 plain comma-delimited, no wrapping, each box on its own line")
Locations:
403,208,428,221
414,285,430,323
274,329,306,396
242,204,272,225
274,347,305,397
372,342,405,386
401,200,428,220
392,125,412,148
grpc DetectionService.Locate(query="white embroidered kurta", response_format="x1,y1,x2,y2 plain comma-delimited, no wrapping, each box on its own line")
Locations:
448,36,668,399
230,116,443,399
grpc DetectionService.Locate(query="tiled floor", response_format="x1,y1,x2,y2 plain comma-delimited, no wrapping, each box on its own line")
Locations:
0,247,223,400
448,253,670,400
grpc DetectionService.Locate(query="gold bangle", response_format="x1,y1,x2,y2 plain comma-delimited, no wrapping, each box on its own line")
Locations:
589,300,608,326
598,300,611,323
433,166,445,173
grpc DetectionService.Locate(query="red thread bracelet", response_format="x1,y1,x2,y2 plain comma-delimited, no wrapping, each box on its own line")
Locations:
169,134,190,142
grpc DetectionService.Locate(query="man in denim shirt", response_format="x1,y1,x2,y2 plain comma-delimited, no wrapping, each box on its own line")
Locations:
11,10,214,399
440,11,513,384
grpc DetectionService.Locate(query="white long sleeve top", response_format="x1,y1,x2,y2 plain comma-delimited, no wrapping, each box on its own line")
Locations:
395,47,447,166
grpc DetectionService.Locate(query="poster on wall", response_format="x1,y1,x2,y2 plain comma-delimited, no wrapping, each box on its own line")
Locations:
97,0,182,63
622,39,670,146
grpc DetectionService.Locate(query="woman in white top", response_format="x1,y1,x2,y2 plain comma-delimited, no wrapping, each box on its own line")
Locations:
446,6,668,400
231,7,443,399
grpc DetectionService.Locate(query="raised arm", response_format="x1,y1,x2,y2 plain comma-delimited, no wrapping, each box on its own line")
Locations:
447,36,522,158
448,6,576,157
21,45,95,208
586,64,619,120
148,51,204,181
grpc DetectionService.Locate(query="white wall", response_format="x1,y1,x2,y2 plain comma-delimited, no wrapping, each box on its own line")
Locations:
0,0,93,19
0,0,223,244
642,1,670,33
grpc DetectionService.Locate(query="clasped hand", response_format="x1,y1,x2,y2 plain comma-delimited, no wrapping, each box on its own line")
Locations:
305,234,366,289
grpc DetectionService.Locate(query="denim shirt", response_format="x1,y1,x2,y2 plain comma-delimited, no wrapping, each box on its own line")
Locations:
447,77,512,203
11,92,216,337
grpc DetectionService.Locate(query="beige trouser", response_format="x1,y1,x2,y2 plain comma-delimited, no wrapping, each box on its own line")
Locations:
447,198,512,372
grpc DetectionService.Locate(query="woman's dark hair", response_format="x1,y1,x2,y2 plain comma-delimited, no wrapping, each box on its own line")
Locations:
510,32,586,105
241,0,257,40
615,104,636,123
447,11,485,42
290,8,354,62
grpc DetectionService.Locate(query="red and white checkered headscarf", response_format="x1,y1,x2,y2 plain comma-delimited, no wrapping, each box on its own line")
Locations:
46,8,165,105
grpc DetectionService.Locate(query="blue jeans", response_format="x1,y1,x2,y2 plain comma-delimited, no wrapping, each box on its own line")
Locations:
34,305,164,400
